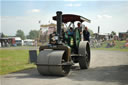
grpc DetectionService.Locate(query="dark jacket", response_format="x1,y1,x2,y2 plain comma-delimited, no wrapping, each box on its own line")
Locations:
83,30,90,41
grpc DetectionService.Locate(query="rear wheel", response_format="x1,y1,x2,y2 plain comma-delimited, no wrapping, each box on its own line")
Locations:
78,41,90,69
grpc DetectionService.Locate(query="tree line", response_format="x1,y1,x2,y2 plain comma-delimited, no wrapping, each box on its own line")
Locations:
2,28,116,40
15,29,94,40
16,29,39,40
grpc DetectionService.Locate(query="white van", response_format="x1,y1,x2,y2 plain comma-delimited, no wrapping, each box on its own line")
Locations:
15,37,22,46
24,39,34,46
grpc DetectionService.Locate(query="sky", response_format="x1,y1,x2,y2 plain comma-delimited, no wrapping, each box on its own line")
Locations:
1,0,128,36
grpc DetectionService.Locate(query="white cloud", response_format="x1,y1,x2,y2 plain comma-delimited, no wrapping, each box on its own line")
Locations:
103,15,112,18
31,9,40,13
97,15,102,19
64,0,77,1
74,4,81,6
97,14,112,19
66,3,73,7
66,3,81,7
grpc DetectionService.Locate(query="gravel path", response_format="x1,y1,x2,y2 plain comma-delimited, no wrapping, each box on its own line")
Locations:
1,50,128,85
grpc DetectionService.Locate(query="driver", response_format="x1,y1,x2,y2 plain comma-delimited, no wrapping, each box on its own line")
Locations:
74,22,82,40
76,22,82,35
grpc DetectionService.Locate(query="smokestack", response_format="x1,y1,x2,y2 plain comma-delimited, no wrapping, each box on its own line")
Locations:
56,11,62,36
98,26,100,34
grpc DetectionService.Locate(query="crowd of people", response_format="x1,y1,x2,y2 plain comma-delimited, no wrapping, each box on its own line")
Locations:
106,40,116,48
125,39,128,47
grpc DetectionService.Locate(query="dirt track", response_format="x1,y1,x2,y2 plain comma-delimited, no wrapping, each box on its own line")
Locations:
1,50,128,85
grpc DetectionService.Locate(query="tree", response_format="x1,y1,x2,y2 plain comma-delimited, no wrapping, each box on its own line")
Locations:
16,29,25,40
27,30,39,39
111,31,116,36
88,28,94,36
1,33,5,38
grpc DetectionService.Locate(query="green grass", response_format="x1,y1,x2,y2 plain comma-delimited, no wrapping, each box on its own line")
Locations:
0,49,36,75
92,40,128,52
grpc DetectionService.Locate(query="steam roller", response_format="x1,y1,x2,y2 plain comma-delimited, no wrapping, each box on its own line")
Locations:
29,11,91,76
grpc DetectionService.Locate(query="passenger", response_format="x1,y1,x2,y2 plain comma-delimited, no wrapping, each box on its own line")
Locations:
83,26,90,42
68,27,74,36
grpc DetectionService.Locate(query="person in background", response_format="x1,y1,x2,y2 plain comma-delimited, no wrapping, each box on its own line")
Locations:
35,40,37,48
125,38,128,47
83,26,90,42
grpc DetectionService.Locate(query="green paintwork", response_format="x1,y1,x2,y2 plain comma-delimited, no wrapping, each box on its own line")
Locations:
75,28,80,47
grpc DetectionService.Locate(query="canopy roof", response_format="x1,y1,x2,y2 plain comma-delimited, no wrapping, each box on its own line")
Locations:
53,14,91,23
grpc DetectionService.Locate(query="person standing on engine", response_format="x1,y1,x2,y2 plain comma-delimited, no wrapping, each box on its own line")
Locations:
77,22,82,35
75,22,82,40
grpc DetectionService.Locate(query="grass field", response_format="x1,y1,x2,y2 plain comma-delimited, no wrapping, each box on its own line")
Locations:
0,48,36,75
92,40,128,52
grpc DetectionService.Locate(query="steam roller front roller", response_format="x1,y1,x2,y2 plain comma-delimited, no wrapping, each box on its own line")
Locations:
78,41,91,69
36,50,71,76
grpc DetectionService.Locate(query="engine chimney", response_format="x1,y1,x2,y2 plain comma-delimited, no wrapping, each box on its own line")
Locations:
56,11,62,36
